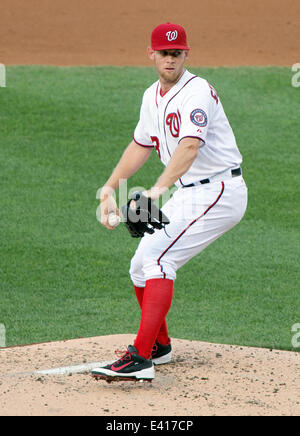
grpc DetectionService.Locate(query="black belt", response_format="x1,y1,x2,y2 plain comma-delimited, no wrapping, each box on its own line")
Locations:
183,168,242,188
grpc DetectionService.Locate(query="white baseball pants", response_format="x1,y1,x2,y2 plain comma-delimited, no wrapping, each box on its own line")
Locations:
130,175,248,286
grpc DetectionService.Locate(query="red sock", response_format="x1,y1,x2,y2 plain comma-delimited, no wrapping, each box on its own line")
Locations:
134,279,173,359
134,286,170,346
134,286,144,309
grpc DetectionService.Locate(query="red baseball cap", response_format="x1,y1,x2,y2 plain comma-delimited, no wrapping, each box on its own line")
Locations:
151,22,190,51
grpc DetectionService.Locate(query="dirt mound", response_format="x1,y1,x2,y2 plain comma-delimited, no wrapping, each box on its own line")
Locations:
0,0,299,66
0,334,299,416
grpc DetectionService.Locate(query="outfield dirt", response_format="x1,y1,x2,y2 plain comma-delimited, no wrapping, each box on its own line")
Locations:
0,0,299,66
1,0,299,417
0,334,299,416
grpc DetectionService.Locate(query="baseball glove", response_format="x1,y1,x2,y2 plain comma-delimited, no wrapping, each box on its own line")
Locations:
121,191,170,238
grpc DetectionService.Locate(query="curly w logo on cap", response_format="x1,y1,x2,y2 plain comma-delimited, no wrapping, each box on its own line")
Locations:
166,30,178,42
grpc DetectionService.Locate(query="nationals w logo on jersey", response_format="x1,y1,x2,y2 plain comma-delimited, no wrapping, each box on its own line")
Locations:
166,110,181,137
166,30,178,41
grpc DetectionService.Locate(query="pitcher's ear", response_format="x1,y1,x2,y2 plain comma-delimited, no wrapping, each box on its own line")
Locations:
147,47,155,61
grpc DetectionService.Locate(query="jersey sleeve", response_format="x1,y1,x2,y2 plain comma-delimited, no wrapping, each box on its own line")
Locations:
133,93,154,148
179,81,216,146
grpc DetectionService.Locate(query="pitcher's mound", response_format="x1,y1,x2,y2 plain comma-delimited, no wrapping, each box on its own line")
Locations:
0,334,299,416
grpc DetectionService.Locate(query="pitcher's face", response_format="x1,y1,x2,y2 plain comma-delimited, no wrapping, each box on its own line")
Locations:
148,49,188,87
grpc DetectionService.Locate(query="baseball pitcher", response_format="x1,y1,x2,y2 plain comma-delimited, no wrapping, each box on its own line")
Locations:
92,23,248,382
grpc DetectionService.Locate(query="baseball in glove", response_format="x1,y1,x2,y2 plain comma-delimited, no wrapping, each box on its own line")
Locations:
121,191,170,238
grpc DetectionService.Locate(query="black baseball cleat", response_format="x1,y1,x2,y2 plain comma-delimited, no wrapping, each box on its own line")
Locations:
151,340,172,365
91,345,154,382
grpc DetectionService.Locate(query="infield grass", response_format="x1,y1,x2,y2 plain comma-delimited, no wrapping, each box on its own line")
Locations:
0,66,299,350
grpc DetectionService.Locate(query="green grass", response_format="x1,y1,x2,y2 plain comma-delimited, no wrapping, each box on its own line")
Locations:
0,66,299,350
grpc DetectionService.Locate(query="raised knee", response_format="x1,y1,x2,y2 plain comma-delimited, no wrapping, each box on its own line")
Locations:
142,254,177,282
129,253,145,287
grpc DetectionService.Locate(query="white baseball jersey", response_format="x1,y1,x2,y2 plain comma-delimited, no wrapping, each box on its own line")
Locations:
133,69,242,187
